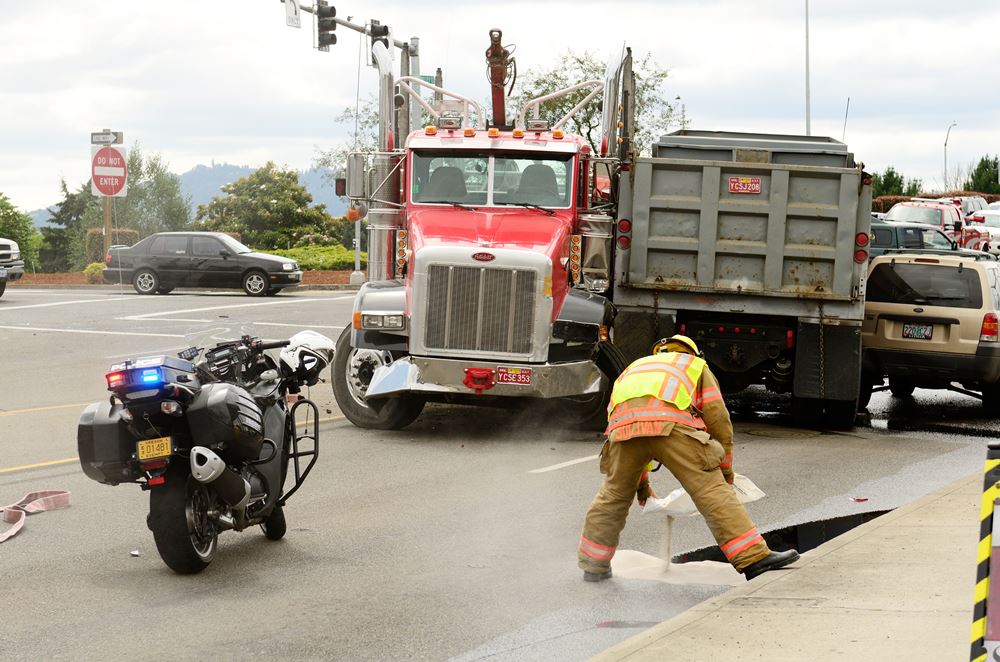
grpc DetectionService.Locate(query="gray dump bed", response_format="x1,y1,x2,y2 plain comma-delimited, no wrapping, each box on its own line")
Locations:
623,130,871,306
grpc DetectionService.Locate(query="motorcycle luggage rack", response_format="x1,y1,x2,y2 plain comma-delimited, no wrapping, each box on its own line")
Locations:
278,397,320,506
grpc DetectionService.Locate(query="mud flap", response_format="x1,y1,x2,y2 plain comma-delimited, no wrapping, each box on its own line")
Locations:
792,321,861,401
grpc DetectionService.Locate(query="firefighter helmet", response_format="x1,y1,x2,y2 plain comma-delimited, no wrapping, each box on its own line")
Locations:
652,334,701,357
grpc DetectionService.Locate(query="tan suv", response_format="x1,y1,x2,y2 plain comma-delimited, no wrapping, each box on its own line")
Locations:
860,250,1000,411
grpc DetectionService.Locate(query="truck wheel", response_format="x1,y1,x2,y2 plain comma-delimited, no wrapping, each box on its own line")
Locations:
133,269,159,295
148,469,217,574
564,341,630,431
983,384,1000,417
242,270,269,297
0,281,6,297
889,378,915,398
331,327,424,430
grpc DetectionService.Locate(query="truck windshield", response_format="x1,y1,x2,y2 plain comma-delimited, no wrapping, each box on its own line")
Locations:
885,205,943,225
411,151,573,209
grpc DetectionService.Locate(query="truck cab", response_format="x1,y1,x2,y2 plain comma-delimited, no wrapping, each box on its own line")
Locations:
333,121,622,429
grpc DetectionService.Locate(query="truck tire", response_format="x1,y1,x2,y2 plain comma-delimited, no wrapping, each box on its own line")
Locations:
983,384,1000,417
331,327,424,430
133,269,159,295
563,341,630,430
148,469,217,574
0,281,5,297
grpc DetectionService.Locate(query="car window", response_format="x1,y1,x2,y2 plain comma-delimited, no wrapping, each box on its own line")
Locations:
884,205,942,225
900,228,923,248
867,263,983,308
922,229,953,248
872,228,893,247
191,236,224,257
150,235,188,255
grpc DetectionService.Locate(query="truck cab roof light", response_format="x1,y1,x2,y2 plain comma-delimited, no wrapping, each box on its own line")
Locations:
487,127,500,138
437,116,462,130
512,129,524,138
464,128,476,137
424,125,438,136
552,130,564,139
525,118,549,131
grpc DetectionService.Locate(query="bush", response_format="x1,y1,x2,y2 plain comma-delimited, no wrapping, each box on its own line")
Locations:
84,227,139,263
268,245,367,271
83,261,105,284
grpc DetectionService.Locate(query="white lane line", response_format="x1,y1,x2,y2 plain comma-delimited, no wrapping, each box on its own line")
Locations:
528,454,599,474
0,325,184,338
119,295,354,321
0,297,142,311
130,317,345,330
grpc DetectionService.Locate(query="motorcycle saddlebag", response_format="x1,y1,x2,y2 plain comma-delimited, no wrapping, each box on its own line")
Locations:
77,400,142,485
186,382,264,460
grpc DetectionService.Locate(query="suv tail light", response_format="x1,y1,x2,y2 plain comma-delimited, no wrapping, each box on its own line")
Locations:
981,313,999,342
105,252,112,265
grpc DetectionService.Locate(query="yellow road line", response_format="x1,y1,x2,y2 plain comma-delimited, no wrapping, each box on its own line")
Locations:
0,415,347,476
0,457,79,474
0,402,91,417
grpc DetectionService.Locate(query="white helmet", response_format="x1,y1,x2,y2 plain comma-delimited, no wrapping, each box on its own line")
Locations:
279,330,335,386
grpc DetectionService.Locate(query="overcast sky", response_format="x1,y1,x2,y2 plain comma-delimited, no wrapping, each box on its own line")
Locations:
2,0,998,211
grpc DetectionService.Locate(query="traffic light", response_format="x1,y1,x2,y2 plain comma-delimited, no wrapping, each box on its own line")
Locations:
370,20,389,64
316,1,336,51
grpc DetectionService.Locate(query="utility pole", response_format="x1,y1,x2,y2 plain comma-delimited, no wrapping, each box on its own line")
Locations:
944,121,957,192
804,0,811,136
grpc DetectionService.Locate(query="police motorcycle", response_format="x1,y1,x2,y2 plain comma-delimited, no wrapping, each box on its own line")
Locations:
77,325,335,574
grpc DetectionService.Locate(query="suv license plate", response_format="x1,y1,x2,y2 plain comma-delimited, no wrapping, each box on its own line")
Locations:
137,436,172,461
902,323,933,340
496,366,532,385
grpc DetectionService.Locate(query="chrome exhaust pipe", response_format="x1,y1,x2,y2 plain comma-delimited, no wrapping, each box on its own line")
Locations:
189,446,250,511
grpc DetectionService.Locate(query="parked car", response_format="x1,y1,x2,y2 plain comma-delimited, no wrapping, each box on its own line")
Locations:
869,221,958,259
988,201,1000,211
964,210,1000,254
860,250,1000,412
883,201,989,250
938,195,988,218
104,232,303,296
0,236,25,297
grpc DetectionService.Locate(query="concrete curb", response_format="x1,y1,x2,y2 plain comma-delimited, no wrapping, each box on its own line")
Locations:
589,473,978,661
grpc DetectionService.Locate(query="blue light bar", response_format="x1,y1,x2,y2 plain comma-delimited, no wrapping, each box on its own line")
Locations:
139,368,163,384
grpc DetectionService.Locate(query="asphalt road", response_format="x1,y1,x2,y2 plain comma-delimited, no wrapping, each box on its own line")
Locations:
0,287,993,661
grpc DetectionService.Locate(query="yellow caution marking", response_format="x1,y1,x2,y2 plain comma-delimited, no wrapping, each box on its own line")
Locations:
0,402,91,417
971,457,1000,660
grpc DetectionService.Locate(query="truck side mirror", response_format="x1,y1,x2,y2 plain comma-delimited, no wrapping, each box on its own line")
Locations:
954,221,962,233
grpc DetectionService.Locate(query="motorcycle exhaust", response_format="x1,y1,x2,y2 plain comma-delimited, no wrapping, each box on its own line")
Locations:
189,447,251,511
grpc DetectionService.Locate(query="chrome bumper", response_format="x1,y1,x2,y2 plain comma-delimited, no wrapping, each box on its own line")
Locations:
365,356,605,400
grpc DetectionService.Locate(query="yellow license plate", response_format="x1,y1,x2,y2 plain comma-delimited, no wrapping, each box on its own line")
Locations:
137,436,172,461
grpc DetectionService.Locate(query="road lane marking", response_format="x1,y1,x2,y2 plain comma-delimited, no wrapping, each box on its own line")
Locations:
0,297,139,312
528,454,599,474
0,402,92,417
0,324,184,338
119,295,355,321
0,416,348,475
0,457,79,475
128,317,346,330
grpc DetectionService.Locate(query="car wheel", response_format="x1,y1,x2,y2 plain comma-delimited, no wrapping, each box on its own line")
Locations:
242,270,269,297
133,269,159,295
889,377,915,398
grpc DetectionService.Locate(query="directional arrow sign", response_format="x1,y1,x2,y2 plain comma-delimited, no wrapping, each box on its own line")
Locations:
285,0,301,28
91,131,123,145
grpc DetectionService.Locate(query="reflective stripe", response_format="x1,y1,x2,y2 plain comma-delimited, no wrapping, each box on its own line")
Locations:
606,402,706,432
720,452,733,469
579,535,616,561
721,527,762,560
701,387,723,404
610,353,707,413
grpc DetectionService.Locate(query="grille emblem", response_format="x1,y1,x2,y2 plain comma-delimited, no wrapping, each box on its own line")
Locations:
472,252,496,262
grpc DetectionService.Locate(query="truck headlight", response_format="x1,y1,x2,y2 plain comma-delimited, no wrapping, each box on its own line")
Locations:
282,262,295,271
11,250,19,260
361,314,405,330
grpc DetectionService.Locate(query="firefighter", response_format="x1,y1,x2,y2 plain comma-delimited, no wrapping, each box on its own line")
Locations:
577,334,799,581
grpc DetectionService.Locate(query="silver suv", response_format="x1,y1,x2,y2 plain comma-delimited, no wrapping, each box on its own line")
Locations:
0,236,24,296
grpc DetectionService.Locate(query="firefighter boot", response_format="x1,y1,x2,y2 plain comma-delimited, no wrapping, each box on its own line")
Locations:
742,549,800,580
583,569,613,582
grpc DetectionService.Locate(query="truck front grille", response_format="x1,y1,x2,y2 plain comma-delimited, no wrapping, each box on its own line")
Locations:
0,243,11,261
425,265,536,354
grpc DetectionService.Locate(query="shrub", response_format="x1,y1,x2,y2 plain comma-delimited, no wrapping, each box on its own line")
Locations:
83,261,105,284
84,227,139,263
268,245,367,271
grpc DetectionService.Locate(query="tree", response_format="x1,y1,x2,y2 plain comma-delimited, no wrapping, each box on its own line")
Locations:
508,50,674,154
871,166,921,198
0,193,41,271
194,162,333,249
40,180,98,272
963,155,1000,194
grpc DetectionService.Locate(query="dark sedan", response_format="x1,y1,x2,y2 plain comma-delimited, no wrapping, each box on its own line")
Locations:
104,232,303,296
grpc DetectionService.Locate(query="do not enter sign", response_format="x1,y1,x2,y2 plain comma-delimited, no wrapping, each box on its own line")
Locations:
91,145,128,197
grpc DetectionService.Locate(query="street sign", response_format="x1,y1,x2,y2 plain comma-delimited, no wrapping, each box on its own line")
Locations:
285,0,300,28
90,131,123,145
91,145,128,197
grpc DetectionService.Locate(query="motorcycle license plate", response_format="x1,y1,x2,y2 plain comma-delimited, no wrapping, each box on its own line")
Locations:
496,366,532,386
902,323,933,340
137,436,172,461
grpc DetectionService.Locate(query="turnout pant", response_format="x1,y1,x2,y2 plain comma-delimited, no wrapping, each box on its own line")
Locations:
578,428,770,573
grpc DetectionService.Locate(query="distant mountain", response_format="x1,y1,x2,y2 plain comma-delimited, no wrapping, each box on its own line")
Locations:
178,163,347,218
26,163,349,228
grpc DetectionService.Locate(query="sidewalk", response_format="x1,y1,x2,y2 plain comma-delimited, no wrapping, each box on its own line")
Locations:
592,474,980,661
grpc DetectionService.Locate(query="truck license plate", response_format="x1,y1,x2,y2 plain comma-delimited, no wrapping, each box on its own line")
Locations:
496,366,532,386
728,176,761,194
137,436,172,461
0,267,6,278
902,323,933,340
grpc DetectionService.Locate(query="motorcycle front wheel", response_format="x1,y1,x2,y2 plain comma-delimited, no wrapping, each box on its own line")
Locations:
149,469,218,574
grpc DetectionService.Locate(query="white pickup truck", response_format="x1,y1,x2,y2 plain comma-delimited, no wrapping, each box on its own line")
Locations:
0,236,25,297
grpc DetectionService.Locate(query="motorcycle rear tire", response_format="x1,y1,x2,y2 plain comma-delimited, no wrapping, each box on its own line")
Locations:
261,504,287,541
148,470,218,574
